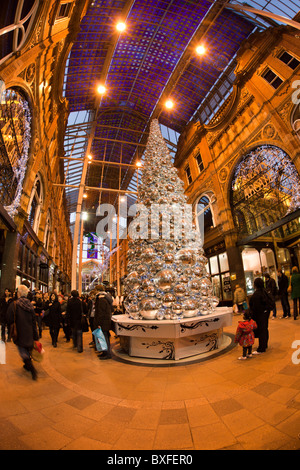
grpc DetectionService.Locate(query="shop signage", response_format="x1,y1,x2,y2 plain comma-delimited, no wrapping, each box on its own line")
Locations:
244,165,274,200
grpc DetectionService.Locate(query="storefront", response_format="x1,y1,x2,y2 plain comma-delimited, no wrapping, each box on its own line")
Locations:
205,242,232,304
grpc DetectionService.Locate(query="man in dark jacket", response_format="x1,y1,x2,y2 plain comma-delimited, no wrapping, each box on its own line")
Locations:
249,278,270,354
264,273,278,319
67,290,83,353
32,290,44,338
94,286,112,359
277,269,291,318
7,284,39,380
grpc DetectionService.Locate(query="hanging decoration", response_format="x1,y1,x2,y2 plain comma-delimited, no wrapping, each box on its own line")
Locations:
3,91,32,218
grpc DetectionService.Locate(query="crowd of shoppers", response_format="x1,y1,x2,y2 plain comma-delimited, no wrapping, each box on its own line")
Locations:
0,282,122,380
0,266,299,376
233,267,300,359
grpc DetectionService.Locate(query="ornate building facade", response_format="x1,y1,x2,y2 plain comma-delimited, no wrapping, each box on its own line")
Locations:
175,25,300,302
0,0,89,292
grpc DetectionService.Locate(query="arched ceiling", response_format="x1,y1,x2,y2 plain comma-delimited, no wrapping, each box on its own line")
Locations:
62,0,299,233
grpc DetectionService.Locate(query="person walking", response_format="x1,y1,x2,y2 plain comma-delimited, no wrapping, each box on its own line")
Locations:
7,284,39,380
277,269,291,318
32,290,44,338
249,277,273,354
233,284,247,314
47,293,63,347
94,285,112,360
234,310,257,360
67,290,83,353
61,294,71,342
0,288,13,342
264,273,278,319
290,266,300,320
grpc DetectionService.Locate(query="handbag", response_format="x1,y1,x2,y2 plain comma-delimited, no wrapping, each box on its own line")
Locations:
10,302,17,344
81,314,89,332
80,301,89,332
242,301,248,310
92,328,107,352
31,341,45,362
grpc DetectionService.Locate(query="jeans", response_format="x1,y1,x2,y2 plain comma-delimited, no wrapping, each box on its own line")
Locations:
281,293,291,317
17,345,32,363
102,331,111,357
49,327,60,346
293,297,300,319
72,328,83,353
257,314,269,352
36,315,43,338
242,346,252,357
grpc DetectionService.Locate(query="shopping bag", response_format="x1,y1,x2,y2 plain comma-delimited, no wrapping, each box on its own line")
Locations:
92,328,107,352
31,341,45,362
0,340,6,364
242,301,248,310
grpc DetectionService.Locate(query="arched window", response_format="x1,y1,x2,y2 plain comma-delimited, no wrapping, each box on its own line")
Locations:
0,0,39,66
28,175,43,233
231,145,300,238
196,194,215,237
44,210,52,251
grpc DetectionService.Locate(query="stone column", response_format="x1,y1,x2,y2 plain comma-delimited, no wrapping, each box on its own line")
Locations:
224,232,246,291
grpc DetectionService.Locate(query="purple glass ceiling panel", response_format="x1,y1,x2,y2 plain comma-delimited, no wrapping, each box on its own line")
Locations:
159,9,255,131
64,0,255,194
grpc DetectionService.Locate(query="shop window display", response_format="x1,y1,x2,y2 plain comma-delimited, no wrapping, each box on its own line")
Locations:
207,252,231,302
0,87,32,215
231,145,300,238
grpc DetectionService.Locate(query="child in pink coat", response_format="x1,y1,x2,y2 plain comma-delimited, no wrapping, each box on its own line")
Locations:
234,311,257,360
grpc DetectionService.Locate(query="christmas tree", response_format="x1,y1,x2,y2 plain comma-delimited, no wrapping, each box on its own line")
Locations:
123,119,219,320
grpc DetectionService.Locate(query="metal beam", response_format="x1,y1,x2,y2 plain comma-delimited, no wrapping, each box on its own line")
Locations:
53,183,137,194
93,136,147,147
60,157,141,168
227,4,300,31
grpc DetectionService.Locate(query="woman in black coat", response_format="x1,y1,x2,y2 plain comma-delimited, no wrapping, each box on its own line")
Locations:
249,278,270,354
67,290,83,353
94,288,112,359
0,288,13,342
47,293,63,347
7,284,39,380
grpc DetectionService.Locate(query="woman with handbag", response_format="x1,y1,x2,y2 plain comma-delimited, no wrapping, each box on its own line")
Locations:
67,290,84,353
47,293,63,348
94,286,113,360
7,284,39,380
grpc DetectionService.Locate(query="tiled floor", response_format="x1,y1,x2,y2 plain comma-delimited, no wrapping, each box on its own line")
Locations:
1,306,300,450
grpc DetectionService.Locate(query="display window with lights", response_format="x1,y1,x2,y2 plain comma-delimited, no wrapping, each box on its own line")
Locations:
205,251,232,304
231,145,300,239
231,145,300,288
0,87,32,211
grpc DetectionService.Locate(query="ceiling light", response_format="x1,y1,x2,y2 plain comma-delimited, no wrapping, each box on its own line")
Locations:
165,99,174,109
83,193,88,198
116,22,126,32
196,45,206,55
97,85,106,95
87,154,92,160
136,161,142,167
